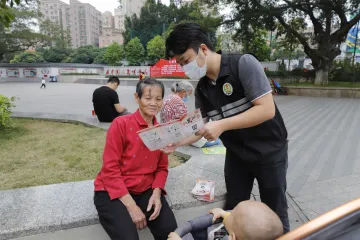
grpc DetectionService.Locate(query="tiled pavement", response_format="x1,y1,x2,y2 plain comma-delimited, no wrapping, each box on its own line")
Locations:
1,83,360,225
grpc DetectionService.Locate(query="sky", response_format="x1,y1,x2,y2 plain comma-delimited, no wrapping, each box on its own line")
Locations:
60,0,231,15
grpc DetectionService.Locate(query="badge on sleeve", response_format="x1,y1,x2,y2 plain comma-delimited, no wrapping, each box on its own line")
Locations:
223,83,233,96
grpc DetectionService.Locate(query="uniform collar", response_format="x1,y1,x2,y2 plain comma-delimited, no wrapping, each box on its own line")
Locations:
134,109,158,126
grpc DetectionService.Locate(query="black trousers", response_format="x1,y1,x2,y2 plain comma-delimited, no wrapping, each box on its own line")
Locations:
40,84,46,88
94,190,177,240
224,145,290,233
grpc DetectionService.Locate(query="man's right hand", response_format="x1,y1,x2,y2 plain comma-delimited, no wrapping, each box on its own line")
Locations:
127,204,147,230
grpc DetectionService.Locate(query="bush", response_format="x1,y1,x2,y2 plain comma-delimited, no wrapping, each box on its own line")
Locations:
0,95,16,129
329,60,360,82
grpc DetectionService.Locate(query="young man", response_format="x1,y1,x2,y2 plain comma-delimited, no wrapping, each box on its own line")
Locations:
92,76,130,122
165,23,290,233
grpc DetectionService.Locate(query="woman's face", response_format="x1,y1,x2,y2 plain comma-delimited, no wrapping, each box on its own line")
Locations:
135,85,163,117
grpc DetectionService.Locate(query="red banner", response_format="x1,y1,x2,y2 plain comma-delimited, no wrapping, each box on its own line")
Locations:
150,59,186,78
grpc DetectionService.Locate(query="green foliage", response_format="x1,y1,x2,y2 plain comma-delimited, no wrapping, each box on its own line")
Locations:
0,0,29,27
65,45,102,64
93,47,107,64
330,60,360,82
104,42,124,65
0,4,50,62
10,51,45,63
203,0,360,84
0,94,15,129
123,0,221,48
243,27,271,61
125,37,145,66
39,19,72,49
37,47,72,63
147,35,165,61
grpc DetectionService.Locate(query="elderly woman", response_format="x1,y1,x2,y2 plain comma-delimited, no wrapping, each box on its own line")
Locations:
160,80,194,123
94,78,177,240
160,80,220,148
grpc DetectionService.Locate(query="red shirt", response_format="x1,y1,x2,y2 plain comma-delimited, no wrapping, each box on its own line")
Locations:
160,94,187,123
94,109,169,200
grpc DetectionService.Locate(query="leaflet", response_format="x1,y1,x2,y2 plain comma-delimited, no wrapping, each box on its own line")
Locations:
137,109,204,151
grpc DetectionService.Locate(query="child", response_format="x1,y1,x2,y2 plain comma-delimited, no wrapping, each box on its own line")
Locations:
40,77,46,89
168,200,284,240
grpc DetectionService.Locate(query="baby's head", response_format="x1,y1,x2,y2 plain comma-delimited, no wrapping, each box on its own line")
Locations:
224,200,283,240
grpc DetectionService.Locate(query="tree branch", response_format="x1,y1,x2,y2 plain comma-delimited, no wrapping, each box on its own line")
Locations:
332,3,347,27
275,15,314,57
331,12,360,43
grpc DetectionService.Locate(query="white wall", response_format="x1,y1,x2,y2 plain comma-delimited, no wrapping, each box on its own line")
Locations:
104,66,151,76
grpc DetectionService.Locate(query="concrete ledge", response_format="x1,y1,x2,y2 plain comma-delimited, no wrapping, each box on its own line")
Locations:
287,86,360,98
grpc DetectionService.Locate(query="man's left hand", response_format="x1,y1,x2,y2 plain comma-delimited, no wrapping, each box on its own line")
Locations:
197,121,224,142
147,188,162,221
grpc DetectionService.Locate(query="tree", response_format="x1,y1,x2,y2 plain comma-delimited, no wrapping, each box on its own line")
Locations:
233,27,271,61
39,19,72,49
104,42,124,65
65,45,101,64
0,0,29,27
275,18,304,68
37,47,72,63
123,0,222,48
147,35,165,61
0,4,50,62
125,37,145,65
10,51,45,63
93,47,107,64
204,0,360,85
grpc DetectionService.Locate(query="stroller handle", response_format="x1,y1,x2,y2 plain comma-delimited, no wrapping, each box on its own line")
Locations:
175,214,224,237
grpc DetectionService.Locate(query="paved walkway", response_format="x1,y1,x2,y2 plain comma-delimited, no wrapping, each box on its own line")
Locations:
1,82,360,239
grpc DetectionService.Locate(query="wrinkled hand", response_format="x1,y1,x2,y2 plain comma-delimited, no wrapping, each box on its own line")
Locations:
147,189,162,221
196,121,224,142
161,143,178,155
168,232,182,240
208,208,227,223
127,204,147,230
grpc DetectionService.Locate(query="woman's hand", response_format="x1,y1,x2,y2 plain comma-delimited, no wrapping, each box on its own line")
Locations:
120,194,147,230
147,188,162,221
127,204,147,230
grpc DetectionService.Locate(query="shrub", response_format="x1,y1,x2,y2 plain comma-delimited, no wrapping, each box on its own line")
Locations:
0,95,16,129
329,60,360,82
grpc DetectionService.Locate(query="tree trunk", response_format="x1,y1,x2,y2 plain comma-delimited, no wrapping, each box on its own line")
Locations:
315,68,329,85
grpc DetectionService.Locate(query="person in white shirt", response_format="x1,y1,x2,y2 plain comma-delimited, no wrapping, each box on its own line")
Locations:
40,77,46,89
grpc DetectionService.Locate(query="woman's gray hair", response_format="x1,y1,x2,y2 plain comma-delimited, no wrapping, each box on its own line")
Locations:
170,80,194,94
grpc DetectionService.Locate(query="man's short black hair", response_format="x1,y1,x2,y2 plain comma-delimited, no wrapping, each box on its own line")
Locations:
107,76,120,85
165,22,214,59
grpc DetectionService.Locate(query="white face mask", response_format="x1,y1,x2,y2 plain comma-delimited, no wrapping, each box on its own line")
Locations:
182,49,207,80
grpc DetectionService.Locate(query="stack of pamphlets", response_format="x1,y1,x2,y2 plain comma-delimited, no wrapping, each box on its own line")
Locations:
191,179,215,202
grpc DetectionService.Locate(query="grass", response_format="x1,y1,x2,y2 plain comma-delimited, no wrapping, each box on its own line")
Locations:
285,81,360,88
0,118,186,190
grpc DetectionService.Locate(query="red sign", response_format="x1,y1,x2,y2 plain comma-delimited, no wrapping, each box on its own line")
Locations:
150,59,186,78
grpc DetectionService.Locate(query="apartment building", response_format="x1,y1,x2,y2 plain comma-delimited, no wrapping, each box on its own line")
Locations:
39,0,102,48
102,11,115,29
99,28,124,47
114,0,146,32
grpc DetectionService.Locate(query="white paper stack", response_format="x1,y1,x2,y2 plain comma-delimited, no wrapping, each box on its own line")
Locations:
191,179,215,202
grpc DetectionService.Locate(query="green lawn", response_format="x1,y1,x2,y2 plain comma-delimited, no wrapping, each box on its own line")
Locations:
285,81,360,88
0,118,184,190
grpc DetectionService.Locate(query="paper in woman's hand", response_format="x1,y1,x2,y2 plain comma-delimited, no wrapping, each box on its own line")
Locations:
138,109,204,151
